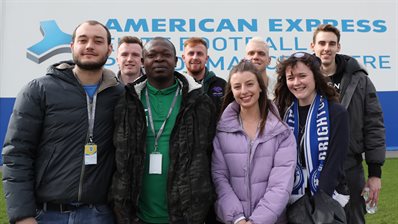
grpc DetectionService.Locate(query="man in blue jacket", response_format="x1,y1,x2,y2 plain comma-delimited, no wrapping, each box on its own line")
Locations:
2,20,123,224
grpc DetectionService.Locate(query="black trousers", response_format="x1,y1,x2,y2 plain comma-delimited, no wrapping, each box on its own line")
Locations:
345,163,366,224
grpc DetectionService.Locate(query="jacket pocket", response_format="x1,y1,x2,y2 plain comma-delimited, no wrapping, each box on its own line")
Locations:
35,146,56,189
350,131,364,155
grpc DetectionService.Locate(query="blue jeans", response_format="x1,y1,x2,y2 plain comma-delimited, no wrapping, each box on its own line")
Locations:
36,204,115,224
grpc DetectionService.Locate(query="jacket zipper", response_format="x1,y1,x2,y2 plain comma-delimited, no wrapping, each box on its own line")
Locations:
78,90,94,201
247,139,253,216
78,156,85,201
78,123,91,201
76,76,105,202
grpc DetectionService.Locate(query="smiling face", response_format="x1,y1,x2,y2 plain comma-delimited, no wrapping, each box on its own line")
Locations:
230,71,262,111
311,31,341,67
286,61,317,106
117,42,142,77
71,22,112,71
182,43,208,79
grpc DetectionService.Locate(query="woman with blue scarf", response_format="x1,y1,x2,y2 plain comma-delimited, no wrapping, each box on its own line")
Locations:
274,52,350,223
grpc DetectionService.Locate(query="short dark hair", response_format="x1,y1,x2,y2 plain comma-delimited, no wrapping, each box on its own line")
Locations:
72,20,111,45
143,37,176,57
118,36,143,49
313,24,341,43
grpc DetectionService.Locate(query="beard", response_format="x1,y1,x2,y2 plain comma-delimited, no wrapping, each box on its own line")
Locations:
73,54,108,71
189,69,203,77
187,64,205,75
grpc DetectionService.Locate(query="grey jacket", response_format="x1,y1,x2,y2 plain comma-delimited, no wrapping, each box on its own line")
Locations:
337,54,385,171
2,61,124,223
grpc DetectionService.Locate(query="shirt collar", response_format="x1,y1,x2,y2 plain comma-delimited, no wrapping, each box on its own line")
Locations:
146,79,178,95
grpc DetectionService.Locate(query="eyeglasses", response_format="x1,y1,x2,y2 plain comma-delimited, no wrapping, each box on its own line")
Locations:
293,52,310,58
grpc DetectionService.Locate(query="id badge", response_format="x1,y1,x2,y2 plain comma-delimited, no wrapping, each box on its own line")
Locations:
149,152,162,174
84,143,97,165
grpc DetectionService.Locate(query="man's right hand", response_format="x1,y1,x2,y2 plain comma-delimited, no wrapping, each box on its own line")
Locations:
16,217,37,224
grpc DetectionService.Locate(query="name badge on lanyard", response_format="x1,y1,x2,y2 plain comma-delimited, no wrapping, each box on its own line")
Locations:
85,91,98,165
145,85,180,175
149,152,162,174
85,142,98,165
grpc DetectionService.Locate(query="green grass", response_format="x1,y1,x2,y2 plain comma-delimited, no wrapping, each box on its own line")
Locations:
0,158,397,223
0,169,6,224
364,158,398,224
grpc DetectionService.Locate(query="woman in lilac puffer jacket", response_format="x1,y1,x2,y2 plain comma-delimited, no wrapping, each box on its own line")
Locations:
212,60,297,224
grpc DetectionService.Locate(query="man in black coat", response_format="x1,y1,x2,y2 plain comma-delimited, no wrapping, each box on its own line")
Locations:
311,24,386,224
2,20,123,224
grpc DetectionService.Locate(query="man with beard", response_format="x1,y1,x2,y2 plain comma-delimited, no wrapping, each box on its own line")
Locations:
110,37,216,224
182,37,226,116
116,36,144,85
245,37,276,99
2,20,123,224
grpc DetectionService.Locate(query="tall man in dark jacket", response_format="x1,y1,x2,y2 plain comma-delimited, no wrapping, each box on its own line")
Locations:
110,37,217,224
311,24,386,224
2,20,123,224
182,37,226,116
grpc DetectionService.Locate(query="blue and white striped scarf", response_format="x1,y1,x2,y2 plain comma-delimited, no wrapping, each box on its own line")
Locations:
284,94,329,199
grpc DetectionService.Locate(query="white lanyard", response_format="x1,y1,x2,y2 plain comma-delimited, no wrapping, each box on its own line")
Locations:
145,85,180,152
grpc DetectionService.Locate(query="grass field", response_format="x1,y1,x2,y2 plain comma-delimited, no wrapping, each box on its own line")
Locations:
0,158,397,223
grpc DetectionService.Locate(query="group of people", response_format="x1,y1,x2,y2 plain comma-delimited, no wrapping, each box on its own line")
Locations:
1,20,385,224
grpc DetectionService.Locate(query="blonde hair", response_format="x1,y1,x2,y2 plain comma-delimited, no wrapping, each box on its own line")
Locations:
246,36,270,54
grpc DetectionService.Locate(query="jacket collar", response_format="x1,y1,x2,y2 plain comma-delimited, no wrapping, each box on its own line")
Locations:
217,101,287,141
133,71,202,99
337,54,368,76
51,61,120,92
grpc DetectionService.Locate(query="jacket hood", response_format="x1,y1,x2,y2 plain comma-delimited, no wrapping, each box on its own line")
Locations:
47,60,120,92
203,68,216,83
338,54,368,76
47,60,76,83
132,71,202,98
182,67,215,83
217,101,288,141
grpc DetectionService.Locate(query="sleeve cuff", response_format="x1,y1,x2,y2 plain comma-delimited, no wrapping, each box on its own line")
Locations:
234,216,246,224
368,163,382,178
